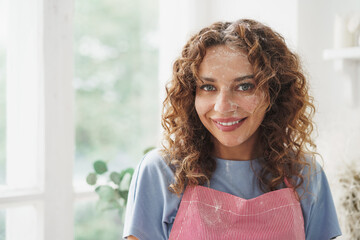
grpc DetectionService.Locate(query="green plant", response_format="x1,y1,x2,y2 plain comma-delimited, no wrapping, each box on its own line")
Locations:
86,160,134,215
86,147,155,215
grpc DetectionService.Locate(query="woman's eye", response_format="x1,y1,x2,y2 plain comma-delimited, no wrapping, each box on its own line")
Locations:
200,84,216,91
237,83,254,91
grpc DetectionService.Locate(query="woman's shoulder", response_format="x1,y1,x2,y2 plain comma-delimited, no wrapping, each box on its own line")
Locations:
128,148,177,202
297,154,342,239
124,148,180,240
299,153,324,180
134,148,175,184
296,153,331,201
139,148,167,167
137,148,172,172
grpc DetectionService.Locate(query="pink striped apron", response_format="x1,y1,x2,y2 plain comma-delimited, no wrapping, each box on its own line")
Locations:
169,180,305,240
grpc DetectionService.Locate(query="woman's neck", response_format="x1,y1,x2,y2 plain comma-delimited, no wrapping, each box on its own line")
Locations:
212,131,263,161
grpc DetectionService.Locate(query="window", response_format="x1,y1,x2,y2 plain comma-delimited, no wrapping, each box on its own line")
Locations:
0,210,4,240
73,0,160,185
1,206,39,240
74,199,123,239
0,0,74,239
73,0,159,238
0,0,159,239
0,0,7,186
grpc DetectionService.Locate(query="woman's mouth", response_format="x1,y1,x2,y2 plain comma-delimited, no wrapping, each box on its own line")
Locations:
212,118,247,131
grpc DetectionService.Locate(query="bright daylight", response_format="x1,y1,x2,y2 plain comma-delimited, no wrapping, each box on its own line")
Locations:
0,0,359,239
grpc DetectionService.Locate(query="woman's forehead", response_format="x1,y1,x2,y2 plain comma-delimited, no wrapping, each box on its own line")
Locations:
204,45,247,59
199,45,252,77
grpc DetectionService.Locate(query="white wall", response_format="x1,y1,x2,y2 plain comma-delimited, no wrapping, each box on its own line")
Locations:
210,0,298,48
297,0,360,171
297,2,360,237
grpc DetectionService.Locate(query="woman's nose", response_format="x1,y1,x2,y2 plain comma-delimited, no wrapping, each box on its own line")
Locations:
214,91,237,113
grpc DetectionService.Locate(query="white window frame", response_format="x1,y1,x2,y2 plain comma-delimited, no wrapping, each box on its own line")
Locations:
0,0,186,239
0,0,76,239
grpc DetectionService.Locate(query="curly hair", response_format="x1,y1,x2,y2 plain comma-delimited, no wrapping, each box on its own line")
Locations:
161,19,317,198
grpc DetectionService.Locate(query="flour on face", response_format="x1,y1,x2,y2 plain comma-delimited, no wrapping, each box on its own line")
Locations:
195,45,268,159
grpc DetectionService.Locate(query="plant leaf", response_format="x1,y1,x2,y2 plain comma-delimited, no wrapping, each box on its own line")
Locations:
118,190,129,201
117,168,135,186
143,146,155,155
118,168,135,190
121,167,134,177
93,160,108,174
86,173,97,185
114,188,121,199
110,172,121,185
95,185,115,201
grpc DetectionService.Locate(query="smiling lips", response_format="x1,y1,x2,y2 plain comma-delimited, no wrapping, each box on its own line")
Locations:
212,117,247,132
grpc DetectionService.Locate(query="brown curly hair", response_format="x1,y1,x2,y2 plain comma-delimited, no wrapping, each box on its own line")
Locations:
161,19,317,198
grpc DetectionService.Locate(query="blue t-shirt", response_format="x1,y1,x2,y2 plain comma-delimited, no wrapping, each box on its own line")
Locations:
123,149,342,240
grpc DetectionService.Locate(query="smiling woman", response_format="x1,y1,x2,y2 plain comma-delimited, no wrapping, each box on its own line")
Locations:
123,19,341,240
195,45,268,160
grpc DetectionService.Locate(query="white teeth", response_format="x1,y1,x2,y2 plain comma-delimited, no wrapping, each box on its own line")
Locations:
217,120,242,126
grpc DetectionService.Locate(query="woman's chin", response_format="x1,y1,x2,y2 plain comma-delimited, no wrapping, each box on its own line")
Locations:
216,139,242,148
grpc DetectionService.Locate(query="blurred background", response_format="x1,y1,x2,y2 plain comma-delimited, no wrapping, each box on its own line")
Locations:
0,0,359,239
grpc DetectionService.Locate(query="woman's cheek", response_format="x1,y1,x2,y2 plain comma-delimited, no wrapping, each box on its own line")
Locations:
194,95,209,117
238,94,261,113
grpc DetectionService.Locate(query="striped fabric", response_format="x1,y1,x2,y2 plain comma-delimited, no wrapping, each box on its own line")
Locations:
169,185,305,240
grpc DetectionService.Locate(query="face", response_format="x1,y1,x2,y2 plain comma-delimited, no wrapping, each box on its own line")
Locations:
195,45,268,159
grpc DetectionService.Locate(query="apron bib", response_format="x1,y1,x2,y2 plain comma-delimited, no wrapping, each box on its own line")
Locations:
169,181,305,240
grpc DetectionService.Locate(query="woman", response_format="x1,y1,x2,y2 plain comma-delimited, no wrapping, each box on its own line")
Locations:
123,19,342,240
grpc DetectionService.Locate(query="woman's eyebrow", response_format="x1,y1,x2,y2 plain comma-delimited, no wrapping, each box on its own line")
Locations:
199,75,254,82
234,75,254,81
199,77,215,82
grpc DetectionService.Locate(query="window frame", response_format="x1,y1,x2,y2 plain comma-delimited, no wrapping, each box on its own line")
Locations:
0,0,77,239
0,0,165,238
